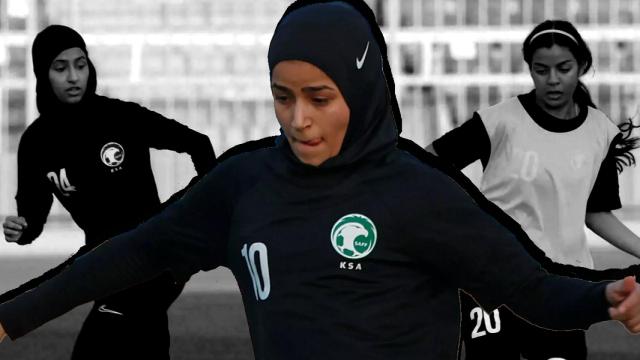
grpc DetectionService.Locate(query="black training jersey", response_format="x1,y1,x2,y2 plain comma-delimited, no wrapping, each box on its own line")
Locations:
0,145,611,359
15,95,215,246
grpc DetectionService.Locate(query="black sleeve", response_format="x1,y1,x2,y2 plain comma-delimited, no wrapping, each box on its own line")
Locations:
160,136,280,211
431,113,491,169
132,103,216,176
0,164,234,339
406,167,610,331
587,134,622,212
14,129,54,245
217,136,279,163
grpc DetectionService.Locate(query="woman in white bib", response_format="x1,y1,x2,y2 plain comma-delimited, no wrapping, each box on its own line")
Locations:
427,20,640,360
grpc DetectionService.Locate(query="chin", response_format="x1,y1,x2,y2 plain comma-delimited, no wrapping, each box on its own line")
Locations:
295,154,322,167
301,158,322,167
544,99,569,109
65,97,83,104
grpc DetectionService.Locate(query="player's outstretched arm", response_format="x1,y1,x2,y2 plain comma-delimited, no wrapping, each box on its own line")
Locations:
0,165,231,340
586,211,640,259
606,276,640,333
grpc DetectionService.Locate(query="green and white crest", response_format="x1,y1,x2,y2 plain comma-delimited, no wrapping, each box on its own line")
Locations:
331,214,377,259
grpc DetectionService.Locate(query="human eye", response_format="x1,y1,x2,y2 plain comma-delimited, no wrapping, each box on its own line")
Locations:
76,59,88,69
558,65,573,73
312,97,329,105
534,67,548,75
273,92,290,104
51,62,66,72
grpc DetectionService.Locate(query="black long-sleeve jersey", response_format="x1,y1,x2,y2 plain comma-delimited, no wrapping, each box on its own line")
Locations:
0,142,611,359
15,95,215,246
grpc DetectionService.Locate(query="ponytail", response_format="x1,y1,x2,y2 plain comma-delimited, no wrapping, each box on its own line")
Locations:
612,116,640,173
573,80,595,108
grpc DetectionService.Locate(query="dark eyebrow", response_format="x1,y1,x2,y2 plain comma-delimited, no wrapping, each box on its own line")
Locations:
52,55,87,64
532,59,574,68
271,83,335,94
555,60,574,67
271,83,291,93
302,85,335,93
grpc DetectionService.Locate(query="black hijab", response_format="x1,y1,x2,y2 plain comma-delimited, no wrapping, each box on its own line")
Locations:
31,24,97,115
268,0,398,170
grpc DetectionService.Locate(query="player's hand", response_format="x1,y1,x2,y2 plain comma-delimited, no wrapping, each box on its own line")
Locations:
0,322,6,343
2,216,27,243
606,276,640,333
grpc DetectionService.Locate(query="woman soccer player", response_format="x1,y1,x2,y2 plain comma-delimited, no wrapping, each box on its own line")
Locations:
426,20,640,360
0,2,639,359
0,25,215,359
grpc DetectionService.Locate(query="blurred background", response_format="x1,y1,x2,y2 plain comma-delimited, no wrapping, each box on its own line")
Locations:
0,1,640,359
1,0,640,239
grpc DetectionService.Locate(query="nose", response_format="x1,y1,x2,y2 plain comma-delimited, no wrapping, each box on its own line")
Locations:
291,100,311,130
547,69,560,85
67,67,79,83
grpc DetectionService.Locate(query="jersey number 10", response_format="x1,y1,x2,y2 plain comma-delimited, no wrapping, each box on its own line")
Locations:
241,243,271,300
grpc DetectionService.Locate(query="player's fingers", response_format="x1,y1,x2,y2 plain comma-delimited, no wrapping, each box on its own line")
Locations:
10,216,26,224
4,236,19,243
609,284,640,321
11,217,27,228
622,276,637,294
608,276,637,305
4,216,27,227
3,228,19,236
2,221,24,231
619,314,640,334
4,215,19,223
629,317,640,333
3,229,21,242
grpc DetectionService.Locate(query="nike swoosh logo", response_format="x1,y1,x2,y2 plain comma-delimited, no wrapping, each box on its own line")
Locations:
356,41,370,70
98,304,124,316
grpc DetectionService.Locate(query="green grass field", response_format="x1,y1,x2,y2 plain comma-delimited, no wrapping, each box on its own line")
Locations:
0,249,638,359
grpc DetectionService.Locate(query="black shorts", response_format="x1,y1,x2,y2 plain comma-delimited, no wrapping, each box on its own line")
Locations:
460,292,586,360
70,272,185,360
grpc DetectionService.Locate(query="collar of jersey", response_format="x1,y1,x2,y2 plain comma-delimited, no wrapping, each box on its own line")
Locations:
517,90,588,133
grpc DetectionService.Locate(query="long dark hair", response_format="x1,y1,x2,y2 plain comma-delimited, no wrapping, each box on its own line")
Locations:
522,20,594,107
523,20,638,172
613,116,640,173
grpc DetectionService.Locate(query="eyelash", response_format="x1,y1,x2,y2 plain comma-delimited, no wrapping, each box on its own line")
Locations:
534,67,572,75
273,94,330,106
53,62,87,72
275,95,289,103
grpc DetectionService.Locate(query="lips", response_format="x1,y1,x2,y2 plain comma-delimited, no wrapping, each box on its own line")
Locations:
66,87,82,96
298,138,322,146
546,91,563,99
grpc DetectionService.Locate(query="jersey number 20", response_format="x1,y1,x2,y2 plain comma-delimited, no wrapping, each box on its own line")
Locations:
241,243,271,300
470,307,501,338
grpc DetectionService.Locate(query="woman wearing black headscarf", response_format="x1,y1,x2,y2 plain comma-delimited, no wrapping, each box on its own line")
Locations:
0,25,215,359
0,3,638,359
